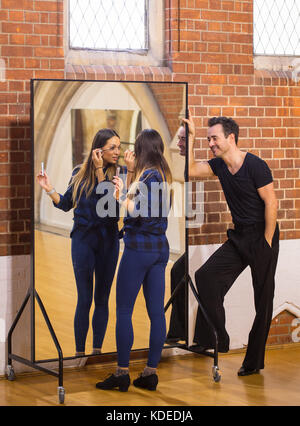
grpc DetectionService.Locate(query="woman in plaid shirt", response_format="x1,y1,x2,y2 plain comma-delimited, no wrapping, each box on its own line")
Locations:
96,129,172,392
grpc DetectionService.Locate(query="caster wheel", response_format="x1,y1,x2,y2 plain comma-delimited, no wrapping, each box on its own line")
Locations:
58,386,65,404
212,366,221,383
6,365,16,381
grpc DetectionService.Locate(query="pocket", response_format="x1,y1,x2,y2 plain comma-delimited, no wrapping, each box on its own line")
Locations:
263,224,279,250
263,235,272,250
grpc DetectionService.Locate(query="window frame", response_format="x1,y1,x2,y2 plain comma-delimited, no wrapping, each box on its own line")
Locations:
64,0,165,67
253,0,300,73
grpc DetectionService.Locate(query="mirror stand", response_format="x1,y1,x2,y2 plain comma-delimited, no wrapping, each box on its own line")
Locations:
8,274,210,404
7,286,65,403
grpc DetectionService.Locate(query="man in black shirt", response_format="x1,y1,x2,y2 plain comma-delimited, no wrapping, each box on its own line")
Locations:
187,115,279,376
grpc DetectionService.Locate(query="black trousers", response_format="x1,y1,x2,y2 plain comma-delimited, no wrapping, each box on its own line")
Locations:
166,253,186,340
167,253,204,342
194,222,279,370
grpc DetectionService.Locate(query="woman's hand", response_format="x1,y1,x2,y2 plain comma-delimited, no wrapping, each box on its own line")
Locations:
112,175,124,200
124,149,135,173
36,170,52,192
92,148,103,170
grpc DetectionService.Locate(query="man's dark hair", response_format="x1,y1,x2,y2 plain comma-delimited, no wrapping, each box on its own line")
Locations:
208,116,239,145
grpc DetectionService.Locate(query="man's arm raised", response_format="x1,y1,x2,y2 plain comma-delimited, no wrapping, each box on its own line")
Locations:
182,115,214,179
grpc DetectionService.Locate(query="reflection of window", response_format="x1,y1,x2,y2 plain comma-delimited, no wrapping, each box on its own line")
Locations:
254,0,300,55
69,0,148,51
71,109,142,167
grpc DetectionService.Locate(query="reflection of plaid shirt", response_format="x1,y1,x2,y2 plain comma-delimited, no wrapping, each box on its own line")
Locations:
123,169,170,252
53,165,125,237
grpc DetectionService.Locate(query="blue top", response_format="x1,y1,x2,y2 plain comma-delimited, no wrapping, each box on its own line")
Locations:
123,169,171,252
53,165,126,237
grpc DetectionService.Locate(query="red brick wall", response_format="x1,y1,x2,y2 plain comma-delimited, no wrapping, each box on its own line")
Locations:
0,0,64,256
168,0,300,246
0,0,300,255
267,310,299,346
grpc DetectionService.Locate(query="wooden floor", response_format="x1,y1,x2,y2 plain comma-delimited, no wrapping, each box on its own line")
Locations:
1,344,299,406
34,229,172,358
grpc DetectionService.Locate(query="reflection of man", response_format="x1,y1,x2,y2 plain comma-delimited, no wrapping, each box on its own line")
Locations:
166,124,187,343
188,115,279,376
177,124,186,156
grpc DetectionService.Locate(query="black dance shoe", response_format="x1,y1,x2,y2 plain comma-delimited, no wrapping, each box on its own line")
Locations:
96,373,130,392
237,366,260,376
133,373,158,391
165,337,180,344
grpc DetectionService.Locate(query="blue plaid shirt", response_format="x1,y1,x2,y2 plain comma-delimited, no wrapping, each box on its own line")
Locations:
123,169,170,252
53,166,125,237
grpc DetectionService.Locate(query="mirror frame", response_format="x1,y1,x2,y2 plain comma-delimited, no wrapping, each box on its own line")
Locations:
30,78,189,363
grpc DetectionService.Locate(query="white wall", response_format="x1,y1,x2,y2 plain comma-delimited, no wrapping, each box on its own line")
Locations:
0,255,31,375
188,239,300,349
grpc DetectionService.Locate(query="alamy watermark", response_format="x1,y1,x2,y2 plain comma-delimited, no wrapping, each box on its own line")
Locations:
291,317,300,343
0,59,6,82
291,58,300,83
95,174,205,229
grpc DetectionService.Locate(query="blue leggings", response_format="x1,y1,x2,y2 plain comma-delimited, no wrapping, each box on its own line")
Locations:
116,246,169,368
71,226,119,352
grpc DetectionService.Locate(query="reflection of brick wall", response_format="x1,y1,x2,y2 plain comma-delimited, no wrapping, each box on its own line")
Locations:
147,83,185,138
267,310,298,345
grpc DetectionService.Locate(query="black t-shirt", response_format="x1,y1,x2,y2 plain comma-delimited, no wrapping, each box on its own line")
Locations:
208,152,273,225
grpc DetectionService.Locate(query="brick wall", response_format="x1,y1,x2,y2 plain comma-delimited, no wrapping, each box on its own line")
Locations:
0,0,300,256
168,0,300,246
267,310,299,346
0,0,64,256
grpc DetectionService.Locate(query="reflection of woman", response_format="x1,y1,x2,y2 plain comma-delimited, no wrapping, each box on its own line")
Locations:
36,129,124,356
96,129,172,392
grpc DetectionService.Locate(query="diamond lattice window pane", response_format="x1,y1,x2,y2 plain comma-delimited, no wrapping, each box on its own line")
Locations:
254,0,300,55
69,0,148,50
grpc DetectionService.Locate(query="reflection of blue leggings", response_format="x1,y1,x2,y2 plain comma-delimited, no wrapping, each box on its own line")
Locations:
71,226,119,352
116,246,169,368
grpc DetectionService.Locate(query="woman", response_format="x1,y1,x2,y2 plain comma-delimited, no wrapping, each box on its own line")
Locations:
36,128,124,356
96,129,172,392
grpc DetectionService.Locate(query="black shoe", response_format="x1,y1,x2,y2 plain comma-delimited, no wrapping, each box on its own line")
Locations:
133,373,158,391
96,373,130,392
165,337,180,344
237,366,260,376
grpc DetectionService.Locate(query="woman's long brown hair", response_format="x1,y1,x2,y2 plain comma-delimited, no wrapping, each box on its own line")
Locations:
70,128,119,207
132,129,172,184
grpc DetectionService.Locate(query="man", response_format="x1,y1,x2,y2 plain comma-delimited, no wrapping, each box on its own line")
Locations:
186,115,279,376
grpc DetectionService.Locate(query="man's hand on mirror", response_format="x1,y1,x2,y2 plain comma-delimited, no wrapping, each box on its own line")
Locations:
182,110,195,141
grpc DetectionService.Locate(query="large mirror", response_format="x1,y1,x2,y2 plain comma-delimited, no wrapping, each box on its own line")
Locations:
32,79,188,360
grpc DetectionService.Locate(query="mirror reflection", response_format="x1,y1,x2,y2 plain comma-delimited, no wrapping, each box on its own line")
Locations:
33,80,187,359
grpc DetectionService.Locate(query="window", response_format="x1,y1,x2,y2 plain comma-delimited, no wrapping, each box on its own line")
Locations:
254,0,300,56
65,0,164,67
69,0,148,51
